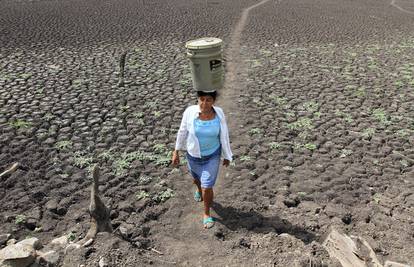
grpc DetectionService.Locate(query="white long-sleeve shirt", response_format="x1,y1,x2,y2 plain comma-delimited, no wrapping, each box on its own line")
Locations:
175,105,233,161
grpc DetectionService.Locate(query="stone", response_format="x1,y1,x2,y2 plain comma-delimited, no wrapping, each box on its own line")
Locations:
0,234,11,247
98,257,109,267
64,243,81,255
384,261,411,267
0,243,35,267
37,250,60,267
17,238,42,250
50,236,68,250
45,199,58,213
7,239,16,246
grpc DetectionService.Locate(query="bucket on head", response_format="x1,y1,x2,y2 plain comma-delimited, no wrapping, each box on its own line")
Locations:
185,37,224,92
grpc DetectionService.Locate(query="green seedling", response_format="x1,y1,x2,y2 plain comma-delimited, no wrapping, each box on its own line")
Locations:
136,190,150,200
73,152,93,168
54,140,73,151
153,144,166,153
15,214,26,225
9,119,32,129
303,101,319,113
153,111,161,118
373,193,381,204
133,112,144,119
400,160,409,168
98,150,114,161
20,73,32,79
120,105,130,112
362,128,375,139
113,158,130,175
269,142,281,150
240,155,251,162
288,118,313,131
152,188,174,203
249,128,261,135
372,108,391,125
138,175,152,185
304,143,317,150
67,232,76,242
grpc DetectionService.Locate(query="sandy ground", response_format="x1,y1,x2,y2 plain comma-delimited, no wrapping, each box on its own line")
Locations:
1,0,413,266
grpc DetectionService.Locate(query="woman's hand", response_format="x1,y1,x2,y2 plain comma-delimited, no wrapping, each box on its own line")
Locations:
171,150,180,167
223,159,230,167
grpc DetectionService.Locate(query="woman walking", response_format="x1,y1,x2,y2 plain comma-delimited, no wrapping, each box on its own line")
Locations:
172,91,232,229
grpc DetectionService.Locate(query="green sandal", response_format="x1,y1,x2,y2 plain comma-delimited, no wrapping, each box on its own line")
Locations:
194,191,202,202
203,217,215,229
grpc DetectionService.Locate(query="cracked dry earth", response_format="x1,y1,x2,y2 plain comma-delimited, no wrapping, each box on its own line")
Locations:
1,0,414,266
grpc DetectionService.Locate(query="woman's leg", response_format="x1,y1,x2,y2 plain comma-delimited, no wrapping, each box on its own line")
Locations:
193,179,202,195
202,188,214,219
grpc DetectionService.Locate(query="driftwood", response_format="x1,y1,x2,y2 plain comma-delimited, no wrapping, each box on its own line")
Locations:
323,228,382,267
0,162,19,179
79,166,112,245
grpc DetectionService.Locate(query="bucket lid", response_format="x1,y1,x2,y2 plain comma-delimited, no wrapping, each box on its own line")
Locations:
185,37,222,50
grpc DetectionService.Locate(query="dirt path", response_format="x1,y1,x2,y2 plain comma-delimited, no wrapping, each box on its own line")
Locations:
151,0,273,265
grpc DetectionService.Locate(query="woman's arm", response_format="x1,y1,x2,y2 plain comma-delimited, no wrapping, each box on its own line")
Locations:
172,108,189,166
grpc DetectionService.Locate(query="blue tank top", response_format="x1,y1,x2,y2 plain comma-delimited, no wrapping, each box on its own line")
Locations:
194,115,221,156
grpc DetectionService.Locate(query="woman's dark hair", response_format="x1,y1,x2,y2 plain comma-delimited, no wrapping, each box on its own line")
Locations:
196,90,217,100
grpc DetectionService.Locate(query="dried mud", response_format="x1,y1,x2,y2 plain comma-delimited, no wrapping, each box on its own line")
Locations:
1,0,413,266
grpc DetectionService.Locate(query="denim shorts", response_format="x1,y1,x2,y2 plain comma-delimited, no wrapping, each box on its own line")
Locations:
186,146,221,189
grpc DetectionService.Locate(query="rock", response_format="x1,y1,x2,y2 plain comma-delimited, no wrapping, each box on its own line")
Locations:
24,219,37,231
0,234,11,247
64,244,81,255
37,250,60,267
7,239,16,246
50,236,68,250
17,238,42,250
0,243,35,267
98,257,109,267
45,199,58,213
118,223,133,238
283,197,300,208
384,261,411,267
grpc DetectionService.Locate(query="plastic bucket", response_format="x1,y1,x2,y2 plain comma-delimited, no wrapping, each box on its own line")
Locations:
185,37,224,92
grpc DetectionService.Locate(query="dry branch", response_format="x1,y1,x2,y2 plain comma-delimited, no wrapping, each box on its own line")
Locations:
0,162,19,179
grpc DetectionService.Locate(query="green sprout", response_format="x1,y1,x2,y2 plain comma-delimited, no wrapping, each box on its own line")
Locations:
362,128,375,139
9,119,32,129
249,128,261,135
54,140,73,151
240,155,251,162
304,143,317,150
269,142,281,150
136,190,150,200
67,232,76,242
152,188,175,203
288,118,313,131
15,215,26,225
73,152,93,168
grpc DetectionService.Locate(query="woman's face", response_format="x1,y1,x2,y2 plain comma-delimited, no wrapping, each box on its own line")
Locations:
198,96,215,113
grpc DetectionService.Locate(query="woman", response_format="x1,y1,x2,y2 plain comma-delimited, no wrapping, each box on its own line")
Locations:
172,91,232,229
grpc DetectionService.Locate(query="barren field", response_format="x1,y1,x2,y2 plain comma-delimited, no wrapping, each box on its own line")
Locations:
1,0,413,266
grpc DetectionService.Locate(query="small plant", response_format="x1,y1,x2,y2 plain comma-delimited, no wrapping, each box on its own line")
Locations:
270,95,287,105
136,190,150,200
249,128,261,135
9,119,32,129
372,108,391,125
98,150,114,161
152,188,175,203
153,111,161,118
153,144,166,153
354,87,366,97
396,129,410,137
20,73,32,79
133,112,144,119
288,118,313,131
240,155,251,162
113,158,130,176
400,159,409,168
15,214,26,225
136,118,145,126
362,128,375,139
54,140,73,151
67,232,76,242
372,193,381,204
73,152,93,168
303,101,319,113
304,143,317,150
269,142,281,150
138,175,153,185
120,105,130,112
